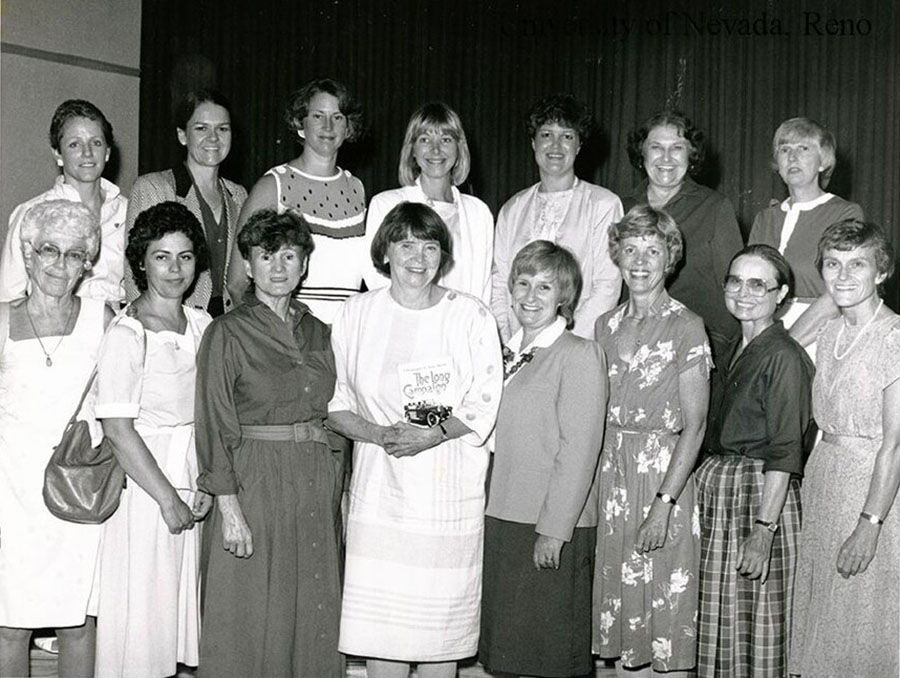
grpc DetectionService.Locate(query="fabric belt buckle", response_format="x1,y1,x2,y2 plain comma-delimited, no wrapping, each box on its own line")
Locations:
292,422,313,443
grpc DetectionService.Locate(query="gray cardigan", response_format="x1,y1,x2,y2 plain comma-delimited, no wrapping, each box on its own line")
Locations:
486,331,608,541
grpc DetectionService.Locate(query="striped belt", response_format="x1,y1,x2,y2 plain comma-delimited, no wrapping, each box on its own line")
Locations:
241,421,330,446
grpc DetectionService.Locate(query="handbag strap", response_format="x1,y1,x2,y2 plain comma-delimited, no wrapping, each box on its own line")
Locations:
64,305,148,428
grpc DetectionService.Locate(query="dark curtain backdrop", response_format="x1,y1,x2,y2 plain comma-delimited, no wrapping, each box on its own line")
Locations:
139,0,900,307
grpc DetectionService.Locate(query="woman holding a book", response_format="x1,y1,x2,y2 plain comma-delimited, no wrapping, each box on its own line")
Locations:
327,201,502,678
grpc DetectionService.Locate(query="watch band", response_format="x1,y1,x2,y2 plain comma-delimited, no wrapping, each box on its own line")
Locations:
754,519,779,533
656,492,676,506
860,511,884,525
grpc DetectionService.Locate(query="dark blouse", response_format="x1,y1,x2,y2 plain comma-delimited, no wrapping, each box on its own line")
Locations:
624,177,744,346
703,322,815,476
195,293,336,494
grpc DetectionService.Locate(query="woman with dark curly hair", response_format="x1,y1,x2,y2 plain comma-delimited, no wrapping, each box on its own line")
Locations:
490,93,623,340
0,99,127,305
93,201,213,677
197,209,345,676
623,110,743,361
124,89,247,316
227,78,367,324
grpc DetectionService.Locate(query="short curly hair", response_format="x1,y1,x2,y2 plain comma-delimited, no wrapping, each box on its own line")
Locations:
508,240,583,329
370,202,453,280
608,204,684,277
626,110,705,176
816,220,895,293
126,202,209,292
283,78,363,143
526,93,594,141
771,117,837,189
237,209,314,261
49,99,114,152
20,200,101,270
398,102,471,187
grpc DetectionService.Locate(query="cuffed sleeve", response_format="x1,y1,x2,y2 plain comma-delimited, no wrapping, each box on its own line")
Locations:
195,318,242,494
453,301,503,446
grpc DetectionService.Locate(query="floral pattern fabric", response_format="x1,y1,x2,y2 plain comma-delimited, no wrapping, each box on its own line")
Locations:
592,292,711,671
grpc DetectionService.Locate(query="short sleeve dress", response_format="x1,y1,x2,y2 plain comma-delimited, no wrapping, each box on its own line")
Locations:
0,298,105,628
592,291,712,672
790,314,900,677
329,287,503,662
93,307,211,678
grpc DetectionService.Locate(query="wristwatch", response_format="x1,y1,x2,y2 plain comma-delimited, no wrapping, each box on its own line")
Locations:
656,492,676,506
754,519,779,533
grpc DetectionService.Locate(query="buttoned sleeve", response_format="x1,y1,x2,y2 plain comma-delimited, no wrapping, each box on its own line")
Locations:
453,301,503,446
195,316,243,494
535,340,607,541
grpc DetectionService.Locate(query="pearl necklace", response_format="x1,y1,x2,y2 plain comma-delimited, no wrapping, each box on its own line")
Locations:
24,300,76,367
833,299,883,361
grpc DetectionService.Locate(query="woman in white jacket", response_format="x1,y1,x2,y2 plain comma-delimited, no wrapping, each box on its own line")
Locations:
363,102,493,303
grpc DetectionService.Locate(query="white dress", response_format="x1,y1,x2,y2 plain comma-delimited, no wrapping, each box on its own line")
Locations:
0,299,105,627
330,288,502,661
93,307,211,678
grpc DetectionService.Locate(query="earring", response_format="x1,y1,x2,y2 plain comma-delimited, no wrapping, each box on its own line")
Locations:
56,159,64,167
298,130,306,140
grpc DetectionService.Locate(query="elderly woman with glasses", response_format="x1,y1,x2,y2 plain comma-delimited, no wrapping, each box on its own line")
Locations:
592,205,711,677
695,244,815,678
791,221,900,678
364,102,493,302
0,200,113,677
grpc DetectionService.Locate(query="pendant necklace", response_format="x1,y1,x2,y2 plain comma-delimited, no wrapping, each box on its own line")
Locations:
24,300,76,367
833,299,883,361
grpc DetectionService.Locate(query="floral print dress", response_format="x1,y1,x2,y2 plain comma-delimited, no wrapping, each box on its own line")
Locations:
592,292,711,671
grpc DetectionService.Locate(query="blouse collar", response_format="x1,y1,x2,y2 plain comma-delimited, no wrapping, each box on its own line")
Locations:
506,315,567,355
780,192,834,212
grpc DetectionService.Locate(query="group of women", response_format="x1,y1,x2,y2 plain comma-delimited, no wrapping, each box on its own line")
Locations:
0,78,897,678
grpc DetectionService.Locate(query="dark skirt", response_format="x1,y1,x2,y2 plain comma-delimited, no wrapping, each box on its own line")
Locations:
479,516,596,677
198,438,344,678
695,455,801,678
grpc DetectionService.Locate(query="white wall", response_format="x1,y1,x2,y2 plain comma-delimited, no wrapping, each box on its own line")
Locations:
0,0,142,243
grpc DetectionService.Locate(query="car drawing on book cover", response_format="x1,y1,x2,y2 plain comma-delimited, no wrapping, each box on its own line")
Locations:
404,401,453,427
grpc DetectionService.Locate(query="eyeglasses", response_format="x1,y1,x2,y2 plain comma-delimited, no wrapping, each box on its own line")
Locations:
723,275,780,297
35,243,89,268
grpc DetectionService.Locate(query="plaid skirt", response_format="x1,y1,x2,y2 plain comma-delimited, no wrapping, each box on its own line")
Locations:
695,455,801,678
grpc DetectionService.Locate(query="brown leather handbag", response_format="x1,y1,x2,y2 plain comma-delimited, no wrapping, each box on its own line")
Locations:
42,367,127,524
42,312,145,524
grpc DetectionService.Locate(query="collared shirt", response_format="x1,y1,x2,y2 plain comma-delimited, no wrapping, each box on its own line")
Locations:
0,176,127,303
194,292,335,495
704,322,815,476
624,177,743,343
